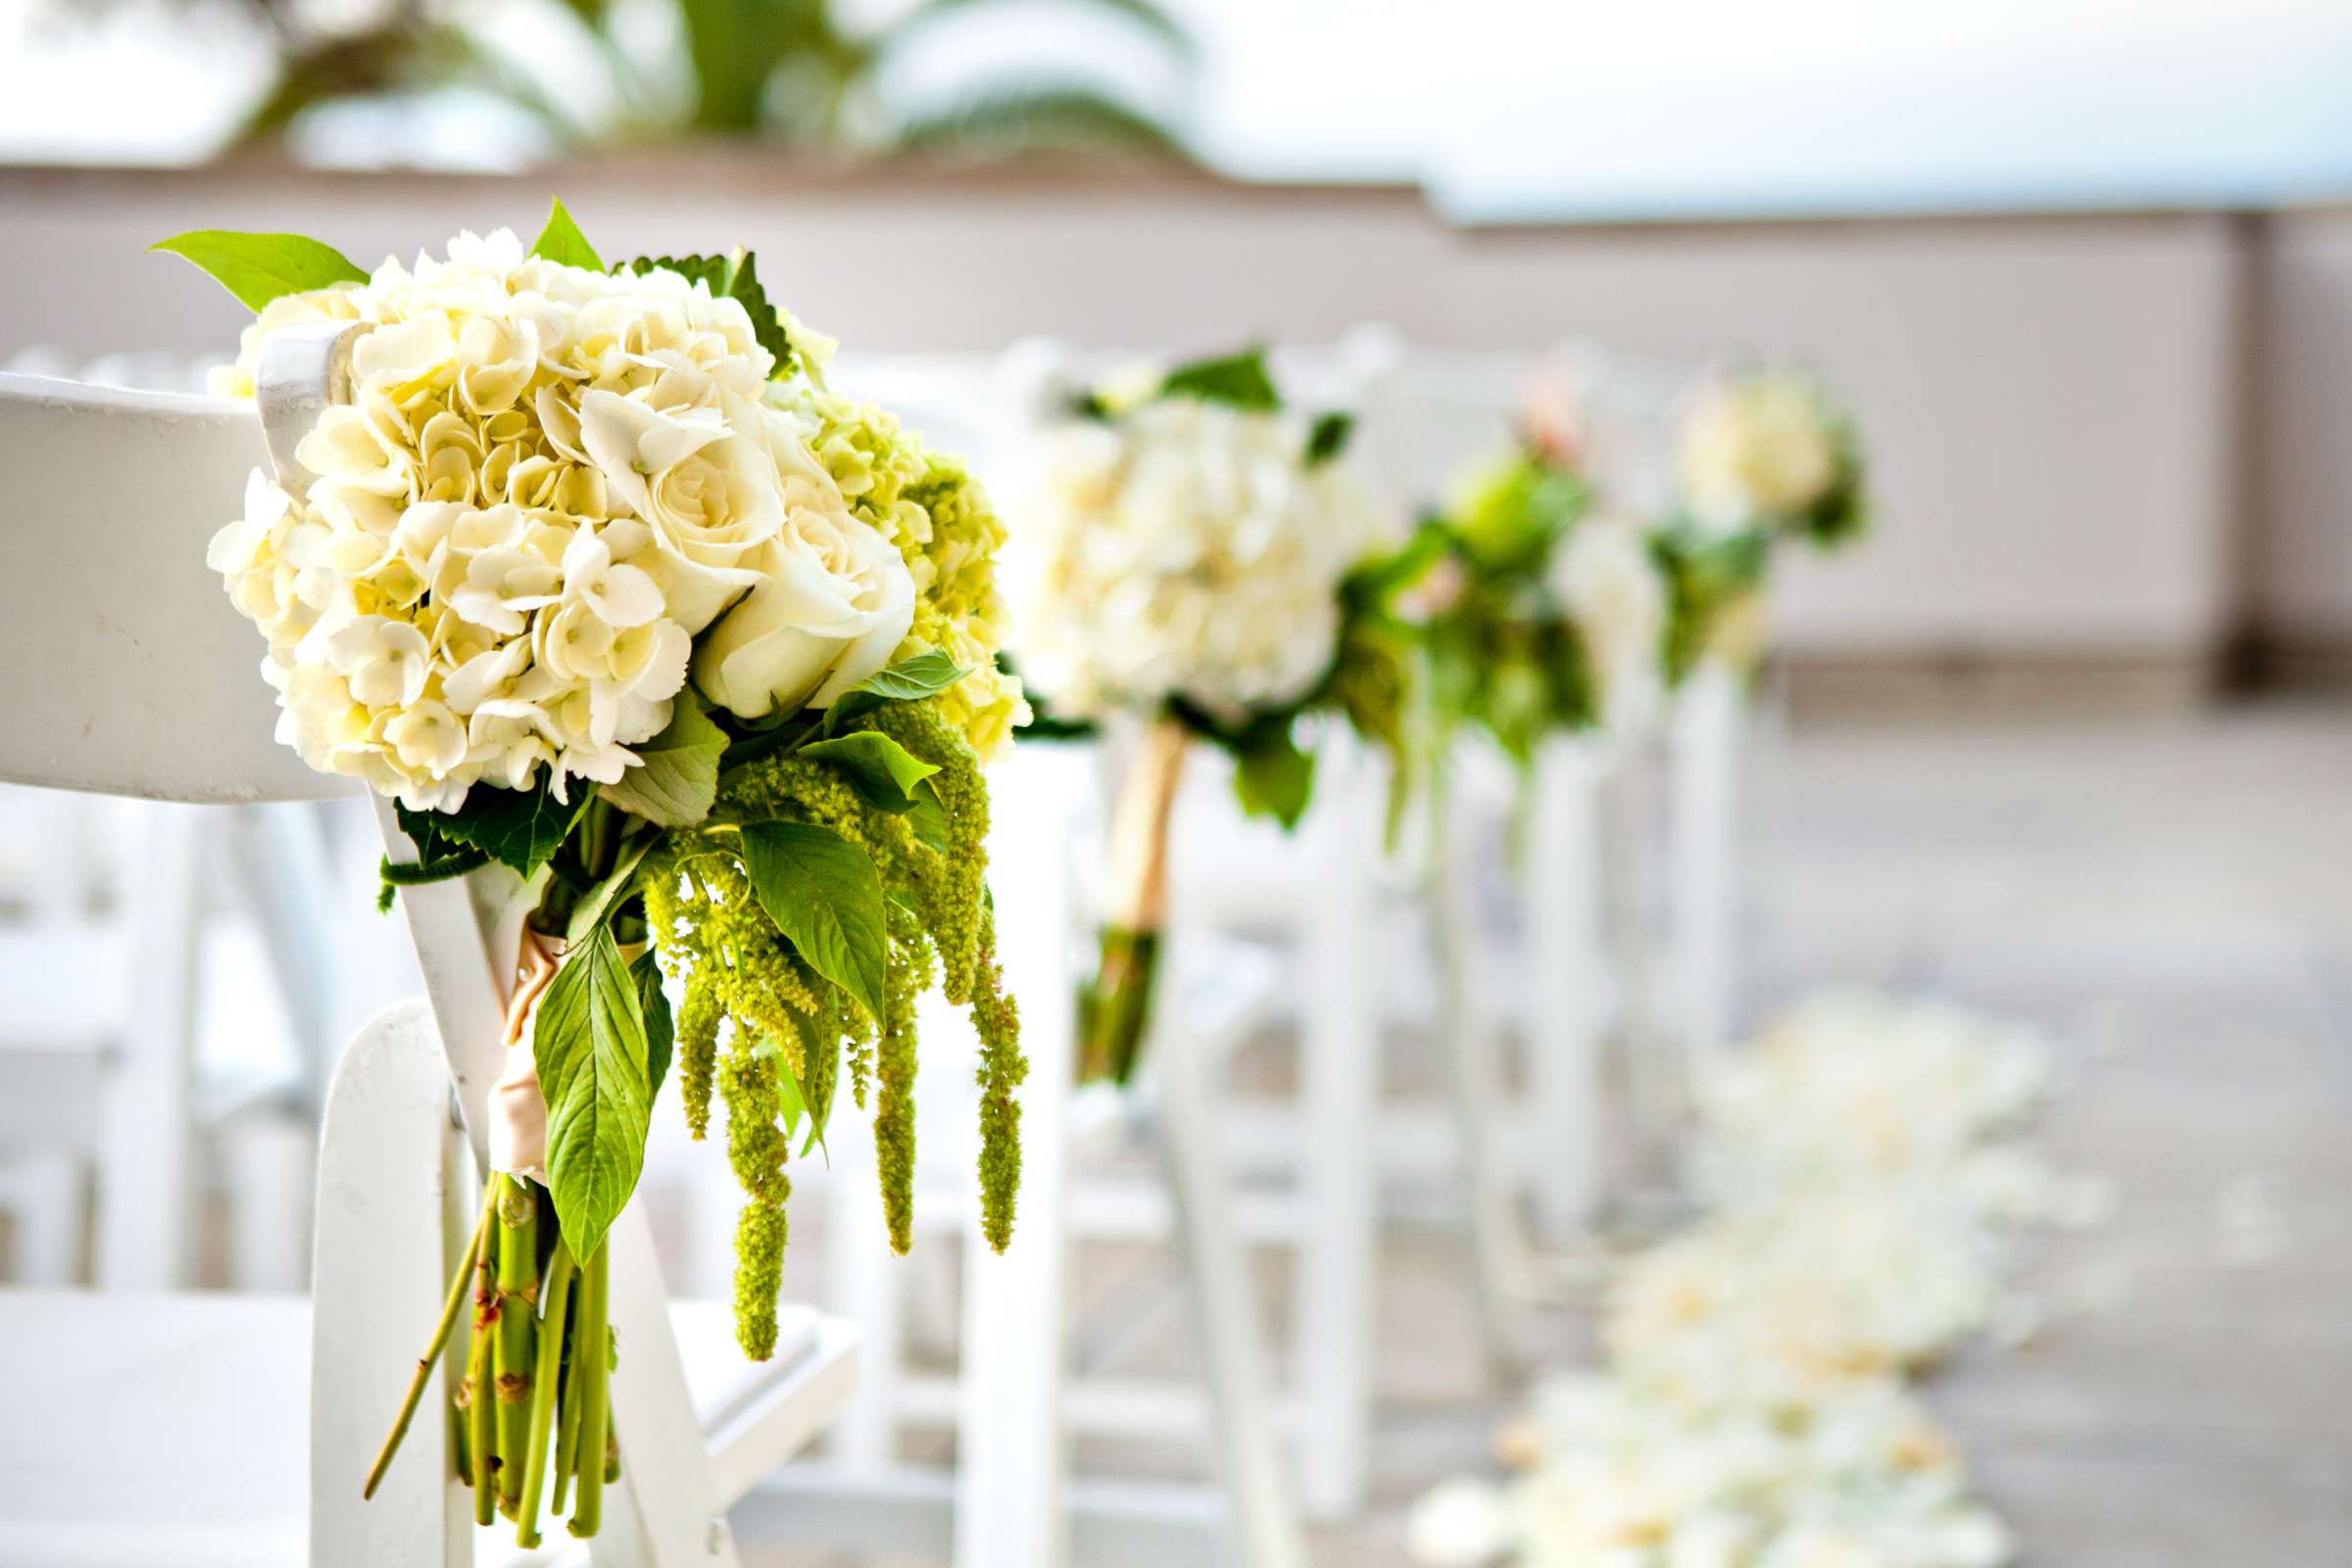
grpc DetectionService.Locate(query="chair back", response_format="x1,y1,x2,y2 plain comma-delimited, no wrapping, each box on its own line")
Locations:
0,372,345,805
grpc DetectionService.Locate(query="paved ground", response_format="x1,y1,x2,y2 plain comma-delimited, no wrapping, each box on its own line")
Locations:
761,703,2352,1564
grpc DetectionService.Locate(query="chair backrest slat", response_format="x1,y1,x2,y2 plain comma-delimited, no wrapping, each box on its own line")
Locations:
0,372,348,804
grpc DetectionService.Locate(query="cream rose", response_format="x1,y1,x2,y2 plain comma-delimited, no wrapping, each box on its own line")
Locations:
691,426,915,718
578,387,785,634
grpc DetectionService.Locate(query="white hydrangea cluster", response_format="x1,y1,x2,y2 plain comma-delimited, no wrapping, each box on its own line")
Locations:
1008,395,1386,722
208,228,919,810
1408,994,2098,1568
1678,371,1844,536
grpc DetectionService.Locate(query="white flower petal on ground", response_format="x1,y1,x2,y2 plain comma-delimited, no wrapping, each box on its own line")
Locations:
1414,995,2077,1568
1406,1477,1513,1567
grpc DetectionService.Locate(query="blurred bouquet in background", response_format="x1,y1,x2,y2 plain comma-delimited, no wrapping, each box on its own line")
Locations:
1005,345,1405,1080
1656,368,1869,682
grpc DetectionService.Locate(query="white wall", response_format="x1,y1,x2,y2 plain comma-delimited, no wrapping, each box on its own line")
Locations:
0,162,2251,667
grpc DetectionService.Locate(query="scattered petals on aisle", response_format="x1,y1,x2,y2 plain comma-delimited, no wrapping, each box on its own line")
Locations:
1409,992,2113,1568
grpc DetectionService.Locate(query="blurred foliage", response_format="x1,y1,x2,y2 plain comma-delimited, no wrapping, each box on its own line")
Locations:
84,0,1196,161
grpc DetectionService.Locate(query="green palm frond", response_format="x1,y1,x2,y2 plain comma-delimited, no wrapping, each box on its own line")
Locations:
893,84,1189,158
239,21,575,140
887,0,1197,58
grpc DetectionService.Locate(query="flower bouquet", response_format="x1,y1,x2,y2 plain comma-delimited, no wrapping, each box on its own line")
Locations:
1394,408,1670,772
163,202,1027,1544
1654,368,1869,682
1005,345,1407,1081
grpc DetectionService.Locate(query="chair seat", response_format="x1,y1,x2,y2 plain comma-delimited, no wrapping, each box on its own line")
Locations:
0,1288,858,1566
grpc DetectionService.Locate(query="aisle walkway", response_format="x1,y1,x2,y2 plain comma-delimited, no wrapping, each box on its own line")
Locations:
1749,705,2352,1566
761,704,2352,1565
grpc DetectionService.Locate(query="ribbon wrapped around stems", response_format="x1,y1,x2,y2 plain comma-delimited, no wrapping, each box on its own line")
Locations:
1079,716,1189,1083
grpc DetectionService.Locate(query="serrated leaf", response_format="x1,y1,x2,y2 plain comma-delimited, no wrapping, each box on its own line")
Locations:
738,821,890,1027
1304,411,1354,466
801,732,942,812
823,652,968,732
403,780,585,877
621,249,796,377
599,698,726,827
632,950,675,1102
1159,346,1280,412
151,230,368,313
535,925,653,1263
529,197,603,271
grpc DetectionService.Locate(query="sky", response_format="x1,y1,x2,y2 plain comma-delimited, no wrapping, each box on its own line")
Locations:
3,0,2350,220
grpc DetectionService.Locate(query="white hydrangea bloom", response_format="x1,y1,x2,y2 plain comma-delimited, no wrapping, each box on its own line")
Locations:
1007,394,1388,723
208,228,911,810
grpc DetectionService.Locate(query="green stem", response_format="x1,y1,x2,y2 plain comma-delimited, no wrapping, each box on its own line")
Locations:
363,1175,497,1499
1078,924,1159,1085
551,1298,586,1515
466,1261,496,1526
492,1175,539,1517
512,1238,576,1548
568,1243,610,1539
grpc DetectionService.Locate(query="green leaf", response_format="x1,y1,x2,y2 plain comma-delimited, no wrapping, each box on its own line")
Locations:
534,925,653,1263
599,698,726,827
565,834,655,946
822,652,968,732
632,950,675,1103
1231,724,1316,829
738,821,890,1027
1304,411,1355,466
401,780,586,878
1159,346,1281,412
150,230,368,313
801,732,941,812
905,792,952,853
751,1025,836,1162
621,249,796,377
528,197,603,271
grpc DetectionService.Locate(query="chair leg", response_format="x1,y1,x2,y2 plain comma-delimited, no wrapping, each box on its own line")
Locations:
220,1107,315,1293
605,1200,743,1567
1671,663,1742,1069
954,805,1078,1568
1156,1027,1309,1568
1526,741,1609,1241
6,1152,86,1285
1291,782,1378,1522
96,802,203,1290
1431,787,1534,1372
224,803,342,1113
309,1000,468,1568
827,1121,906,1476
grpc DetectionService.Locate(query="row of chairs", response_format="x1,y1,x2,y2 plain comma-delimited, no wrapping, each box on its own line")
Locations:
0,333,1756,1565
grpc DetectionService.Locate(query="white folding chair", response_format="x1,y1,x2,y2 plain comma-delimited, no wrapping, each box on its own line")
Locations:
0,369,859,1564
789,354,1311,1564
